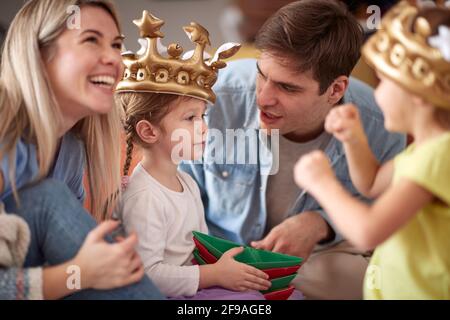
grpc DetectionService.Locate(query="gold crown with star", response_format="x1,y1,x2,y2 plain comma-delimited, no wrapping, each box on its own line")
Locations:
116,10,241,103
362,1,450,109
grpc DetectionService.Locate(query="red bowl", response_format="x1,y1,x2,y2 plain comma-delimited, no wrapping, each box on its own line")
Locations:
262,265,300,280
263,285,295,300
193,237,218,264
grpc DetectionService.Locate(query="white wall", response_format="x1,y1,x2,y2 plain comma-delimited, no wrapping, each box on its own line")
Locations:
0,0,232,51
0,1,24,27
116,0,231,52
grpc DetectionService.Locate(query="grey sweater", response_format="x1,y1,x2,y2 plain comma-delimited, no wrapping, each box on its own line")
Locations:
0,268,43,299
0,203,43,299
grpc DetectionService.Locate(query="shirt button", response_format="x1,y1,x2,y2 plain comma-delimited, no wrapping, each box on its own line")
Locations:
222,171,229,178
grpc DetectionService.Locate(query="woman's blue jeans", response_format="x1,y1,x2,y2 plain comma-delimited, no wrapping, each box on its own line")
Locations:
3,178,164,300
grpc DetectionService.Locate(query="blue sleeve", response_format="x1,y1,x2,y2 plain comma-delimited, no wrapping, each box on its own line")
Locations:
70,167,85,203
1,140,39,201
1,134,87,203
68,157,86,203
50,132,86,203
372,131,406,163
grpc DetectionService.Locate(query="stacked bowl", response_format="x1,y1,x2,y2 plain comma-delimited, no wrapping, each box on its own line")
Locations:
192,231,303,300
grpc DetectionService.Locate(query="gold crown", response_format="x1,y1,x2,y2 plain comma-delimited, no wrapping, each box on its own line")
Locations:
116,11,241,103
362,1,450,109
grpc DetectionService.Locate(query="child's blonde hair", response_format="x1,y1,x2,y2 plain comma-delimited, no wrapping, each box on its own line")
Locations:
0,0,122,220
115,92,181,176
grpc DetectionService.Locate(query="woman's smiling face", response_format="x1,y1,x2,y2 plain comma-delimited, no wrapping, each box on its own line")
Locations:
45,5,124,125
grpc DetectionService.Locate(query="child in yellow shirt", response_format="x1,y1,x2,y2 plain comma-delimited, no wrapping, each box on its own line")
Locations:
294,2,450,299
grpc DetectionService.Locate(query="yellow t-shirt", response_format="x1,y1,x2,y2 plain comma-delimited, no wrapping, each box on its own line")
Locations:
364,133,450,300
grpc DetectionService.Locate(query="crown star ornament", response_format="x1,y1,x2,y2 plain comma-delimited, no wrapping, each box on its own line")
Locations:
429,26,450,62
116,10,241,103
362,1,450,110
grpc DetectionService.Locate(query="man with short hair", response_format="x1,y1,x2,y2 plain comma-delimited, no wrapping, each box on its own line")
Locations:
180,0,405,299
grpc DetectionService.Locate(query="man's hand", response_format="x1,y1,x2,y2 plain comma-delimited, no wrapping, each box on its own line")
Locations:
250,212,332,261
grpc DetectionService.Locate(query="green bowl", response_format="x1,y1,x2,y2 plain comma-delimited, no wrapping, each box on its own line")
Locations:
262,273,297,293
193,249,207,265
192,247,297,293
192,231,303,270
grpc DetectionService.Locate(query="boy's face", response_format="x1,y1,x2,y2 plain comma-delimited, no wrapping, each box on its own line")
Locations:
159,97,208,164
374,72,413,134
256,52,337,139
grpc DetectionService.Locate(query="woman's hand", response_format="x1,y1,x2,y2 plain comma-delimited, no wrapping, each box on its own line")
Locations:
214,247,271,292
73,220,145,290
325,104,366,145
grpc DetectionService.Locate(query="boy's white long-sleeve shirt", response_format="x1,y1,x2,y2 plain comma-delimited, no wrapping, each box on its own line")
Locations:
119,163,208,297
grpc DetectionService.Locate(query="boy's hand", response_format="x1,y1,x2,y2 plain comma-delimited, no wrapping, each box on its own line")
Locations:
215,247,271,292
294,150,335,193
325,104,366,145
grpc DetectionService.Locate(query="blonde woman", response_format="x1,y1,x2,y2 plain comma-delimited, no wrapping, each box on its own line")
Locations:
0,0,162,299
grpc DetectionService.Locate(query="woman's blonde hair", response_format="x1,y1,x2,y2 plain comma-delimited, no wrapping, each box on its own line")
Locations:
115,92,180,176
0,0,122,220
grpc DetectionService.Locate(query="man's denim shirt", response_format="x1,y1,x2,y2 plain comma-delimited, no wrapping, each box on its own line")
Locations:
180,59,406,247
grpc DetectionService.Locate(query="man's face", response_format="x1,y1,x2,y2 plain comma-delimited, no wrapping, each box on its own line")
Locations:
256,52,334,139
